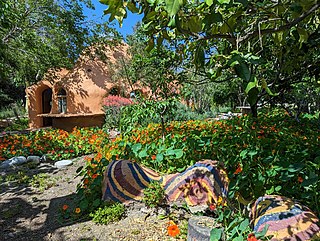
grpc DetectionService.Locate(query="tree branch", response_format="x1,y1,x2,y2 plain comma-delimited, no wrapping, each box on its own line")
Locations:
238,2,320,43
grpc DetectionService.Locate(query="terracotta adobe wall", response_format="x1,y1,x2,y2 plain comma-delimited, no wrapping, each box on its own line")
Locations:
26,44,147,130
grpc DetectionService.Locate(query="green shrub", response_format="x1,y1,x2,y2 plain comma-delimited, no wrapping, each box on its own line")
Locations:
0,100,26,120
142,181,166,208
98,110,319,213
89,202,125,225
4,118,29,131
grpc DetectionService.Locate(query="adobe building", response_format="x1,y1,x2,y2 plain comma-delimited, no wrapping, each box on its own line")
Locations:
26,44,148,130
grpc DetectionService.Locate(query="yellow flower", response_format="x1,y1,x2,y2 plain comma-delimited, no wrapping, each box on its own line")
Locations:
217,196,227,206
75,207,81,214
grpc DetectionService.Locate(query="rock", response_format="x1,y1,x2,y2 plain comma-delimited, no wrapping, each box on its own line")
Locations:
250,195,320,241
102,159,229,210
102,160,161,203
187,216,220,241
40,155,52,163
162,159,228,209
0,156,27,169
54,160,72,169
27,156,40,164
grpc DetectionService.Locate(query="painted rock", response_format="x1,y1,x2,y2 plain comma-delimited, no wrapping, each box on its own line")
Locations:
102,159,161,203
250,195,320,241
161,159,228,208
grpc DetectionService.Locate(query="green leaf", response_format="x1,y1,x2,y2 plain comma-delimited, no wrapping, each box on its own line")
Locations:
165,0,183,16
235,62,250,81
79,199,89,210
217,0,230,4
247,87,259,106
93,198,101,208
297,28,309,48
194,45,205,69
156,153,164,162
245,78,258,94
145,38,154,52
205,0,213,7
127,2,139,13
138,149,148,158
239,218,249,231
287,163,304,173
210,228,223,241
132,143,142,153
174,149,184,158
188,16,202,32
275,186,282,192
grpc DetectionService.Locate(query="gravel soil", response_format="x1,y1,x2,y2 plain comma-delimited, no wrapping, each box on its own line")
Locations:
0,156,187,241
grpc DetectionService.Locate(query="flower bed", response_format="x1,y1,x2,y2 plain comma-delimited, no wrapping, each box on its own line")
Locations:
0,127,108,161
84,111,319,213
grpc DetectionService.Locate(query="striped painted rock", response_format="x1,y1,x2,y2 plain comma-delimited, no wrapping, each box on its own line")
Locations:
102,160,161,203
250,195,320,241
161,159,228,207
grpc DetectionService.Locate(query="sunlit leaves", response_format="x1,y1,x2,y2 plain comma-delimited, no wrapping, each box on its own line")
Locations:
165,0,183,16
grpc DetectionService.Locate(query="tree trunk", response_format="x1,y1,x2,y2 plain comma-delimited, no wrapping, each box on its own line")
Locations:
250,103,258,118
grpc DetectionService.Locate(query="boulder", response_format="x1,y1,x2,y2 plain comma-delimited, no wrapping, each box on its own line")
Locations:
54,160,72,169
101,159,228,210
162,159,228,209
250,195,320,241
102,159,161,203
27,156,40,165
0,156,27,169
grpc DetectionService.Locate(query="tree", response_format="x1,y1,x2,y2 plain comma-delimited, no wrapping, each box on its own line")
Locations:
100,0,320,117
115,25,186,138
0,0,120,108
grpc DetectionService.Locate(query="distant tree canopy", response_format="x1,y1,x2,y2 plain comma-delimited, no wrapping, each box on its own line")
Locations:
101,0,320,117
0,0,120,108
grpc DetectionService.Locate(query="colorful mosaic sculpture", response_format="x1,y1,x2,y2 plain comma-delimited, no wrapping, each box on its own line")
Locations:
102,159,228,207
102,159,161,203
250,195,320,241
161,159,228,206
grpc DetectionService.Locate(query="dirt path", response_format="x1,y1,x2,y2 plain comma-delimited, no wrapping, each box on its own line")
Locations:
0,156,185,241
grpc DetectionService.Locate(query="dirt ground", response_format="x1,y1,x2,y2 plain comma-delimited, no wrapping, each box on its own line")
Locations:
0,156,187,241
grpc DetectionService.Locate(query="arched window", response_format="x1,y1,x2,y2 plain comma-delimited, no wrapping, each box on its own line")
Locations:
57,88,67,114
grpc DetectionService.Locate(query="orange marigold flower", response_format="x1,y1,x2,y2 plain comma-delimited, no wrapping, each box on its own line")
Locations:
84,179,89,185
151,155,156,160
62,204,69,211
298,176,303,183
209,203,216,211
167,222,180,237
247,233,258,241
75,207,81,214
92,174,98,179
234,164,242,174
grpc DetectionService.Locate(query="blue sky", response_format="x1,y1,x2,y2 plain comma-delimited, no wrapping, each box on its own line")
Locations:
83,1,143,38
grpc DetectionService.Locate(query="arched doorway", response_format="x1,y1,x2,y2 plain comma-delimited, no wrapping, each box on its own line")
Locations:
42,88,52,126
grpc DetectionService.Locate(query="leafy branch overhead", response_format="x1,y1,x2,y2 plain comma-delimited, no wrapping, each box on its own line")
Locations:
100,0,320,117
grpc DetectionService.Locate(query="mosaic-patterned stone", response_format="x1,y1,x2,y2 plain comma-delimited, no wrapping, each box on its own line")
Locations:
161,159,228,206
102,159,161,203
102,159,228,208
250,195,320,241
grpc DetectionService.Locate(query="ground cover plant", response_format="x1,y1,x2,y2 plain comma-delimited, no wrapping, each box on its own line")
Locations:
77,109,319,219
0,127,108,161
